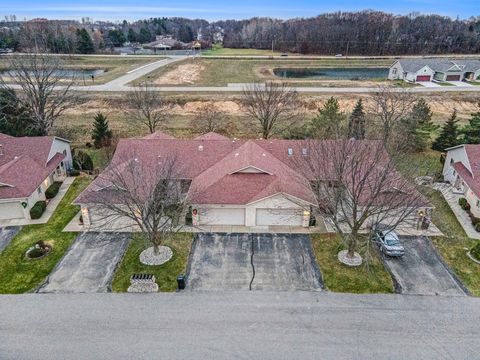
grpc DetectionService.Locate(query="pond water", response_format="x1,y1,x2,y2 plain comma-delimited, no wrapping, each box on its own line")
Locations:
1,69,105,78
274,67,389,80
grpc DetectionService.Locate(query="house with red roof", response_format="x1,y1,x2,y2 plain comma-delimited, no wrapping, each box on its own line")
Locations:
75,132,427,230
0,133,72,221
443,144,480,218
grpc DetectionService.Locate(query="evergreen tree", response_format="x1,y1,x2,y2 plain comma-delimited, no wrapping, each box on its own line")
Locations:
91,113,112,148
178,24,194,43
348,99,366,139
309,97,345,139
432,110,460,151
405,98,438,151
138,27,152,43
107,30,126,47
0,89,41,137
127,28,137,42
462,103,480,144
76,28,95,54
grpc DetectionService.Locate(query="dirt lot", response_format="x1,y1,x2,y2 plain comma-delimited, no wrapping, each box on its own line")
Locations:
154,63,205,85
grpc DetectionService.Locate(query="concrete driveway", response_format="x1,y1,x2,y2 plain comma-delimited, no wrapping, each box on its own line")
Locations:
38,232,131,293
187,233,323,291
0,227,20,253
381,236,467,296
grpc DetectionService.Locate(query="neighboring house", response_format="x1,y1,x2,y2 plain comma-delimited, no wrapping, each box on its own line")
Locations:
443,144,480,218
388,58,480,83
75,132,428,230
0,133,72,220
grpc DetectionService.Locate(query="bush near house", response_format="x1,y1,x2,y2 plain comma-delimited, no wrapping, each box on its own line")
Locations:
29,201,47,219
459,198,468,210
471,242,480,261
45,182,62,199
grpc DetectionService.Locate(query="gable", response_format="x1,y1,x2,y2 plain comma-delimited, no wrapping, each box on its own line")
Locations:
230,165,272,175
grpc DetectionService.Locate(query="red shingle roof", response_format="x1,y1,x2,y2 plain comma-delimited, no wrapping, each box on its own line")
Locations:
453,144,480,197
0,134,65,199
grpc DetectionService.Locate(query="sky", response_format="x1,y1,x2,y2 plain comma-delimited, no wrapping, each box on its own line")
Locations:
1,0,479,22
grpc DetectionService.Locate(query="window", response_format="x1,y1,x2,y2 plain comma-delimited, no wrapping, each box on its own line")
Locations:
287,148,294,156
37,187,42,194
63,149,67,155
302,148,308,156
477,200,480,208
392,68,397,75
452,170,456,176
450,158,454,165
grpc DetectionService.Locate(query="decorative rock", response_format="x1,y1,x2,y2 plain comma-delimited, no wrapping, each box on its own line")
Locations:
127,282,159,293
338,250,363,266
139,246,173,266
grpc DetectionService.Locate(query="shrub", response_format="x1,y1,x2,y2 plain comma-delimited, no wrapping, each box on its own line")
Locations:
72,150,94,171
471,242,480,260
458,198,467,210
45,181,62,199
29,201,47,219
69,169,80,176
475,223,480,233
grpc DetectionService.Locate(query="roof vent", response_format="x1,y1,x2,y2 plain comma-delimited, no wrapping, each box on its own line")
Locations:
134,158,139,162
262,153,266,157
302,148,308,156
0,145,3,156
287,148,294,156
234,153,239,157
198,145,204,151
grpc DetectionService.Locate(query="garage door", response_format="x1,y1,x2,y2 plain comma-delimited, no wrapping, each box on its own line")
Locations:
256,209,303,226
200,208,245,226
0,202,24,220
416,75,431,82
446,75,461,81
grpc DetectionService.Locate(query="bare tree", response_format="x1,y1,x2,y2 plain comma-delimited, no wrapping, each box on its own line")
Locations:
190,102,226,134
125,81,173,134
88,150,190,255
297,138,427,265
243,81,299,139
368,85,415,146
0,53,77,135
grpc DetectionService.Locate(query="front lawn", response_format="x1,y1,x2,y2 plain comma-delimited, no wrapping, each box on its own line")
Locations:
112,232,193,292
421,188,480,296
0,177,91,294
311,234,394,293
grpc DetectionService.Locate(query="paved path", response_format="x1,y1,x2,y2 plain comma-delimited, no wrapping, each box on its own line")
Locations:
0,292,479,359
38,232,131,293
382,236,467,296
187,233,322,291
0,226,20,253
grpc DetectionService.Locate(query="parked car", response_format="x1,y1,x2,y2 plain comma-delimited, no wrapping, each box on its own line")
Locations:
372,226,405,257
281,53,288,57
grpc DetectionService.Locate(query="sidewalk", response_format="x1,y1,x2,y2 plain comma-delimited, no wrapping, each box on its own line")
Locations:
434,183,480,240
0,177,75,227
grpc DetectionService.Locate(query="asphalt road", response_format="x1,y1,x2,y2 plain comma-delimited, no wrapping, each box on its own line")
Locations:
0,292,478,359
187,233,322,291
381,236,467,296
38,232,131,293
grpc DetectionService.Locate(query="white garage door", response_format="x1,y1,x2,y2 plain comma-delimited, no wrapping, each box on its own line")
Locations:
0,202,25,220
256,209,303,226
200,208,245,226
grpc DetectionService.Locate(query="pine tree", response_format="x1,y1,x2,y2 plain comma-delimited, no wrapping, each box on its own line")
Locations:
348,99,366,139
91,113,112,148
406,98,438,151
309,97,345,139
462,103,480,144
76,29,95,54
432,110,460,151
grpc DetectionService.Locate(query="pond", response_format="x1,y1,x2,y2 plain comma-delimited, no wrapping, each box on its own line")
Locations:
273,67,389,80
1,68,105,78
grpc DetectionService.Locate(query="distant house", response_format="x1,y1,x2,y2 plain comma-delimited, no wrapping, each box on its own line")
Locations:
443,144,480,218
388,59,480,83
0,134,72,221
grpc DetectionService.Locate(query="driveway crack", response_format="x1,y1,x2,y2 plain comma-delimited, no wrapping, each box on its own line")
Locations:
249,234,255,291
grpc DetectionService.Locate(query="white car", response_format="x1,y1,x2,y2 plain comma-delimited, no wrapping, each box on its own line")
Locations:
372,227,405,257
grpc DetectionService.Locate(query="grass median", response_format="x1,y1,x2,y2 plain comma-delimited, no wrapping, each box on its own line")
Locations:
311,233,394,293
0,177,90,294
112,232,193,292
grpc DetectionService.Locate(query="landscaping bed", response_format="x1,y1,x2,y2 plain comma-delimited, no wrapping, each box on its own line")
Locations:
0,177,91,294
112,232,193,292
310,233,393,294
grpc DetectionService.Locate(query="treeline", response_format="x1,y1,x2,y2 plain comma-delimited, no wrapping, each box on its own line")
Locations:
218,11,480,55
1,11,480,55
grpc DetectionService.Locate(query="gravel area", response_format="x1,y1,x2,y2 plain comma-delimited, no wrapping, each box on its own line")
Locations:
139,246,173,265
